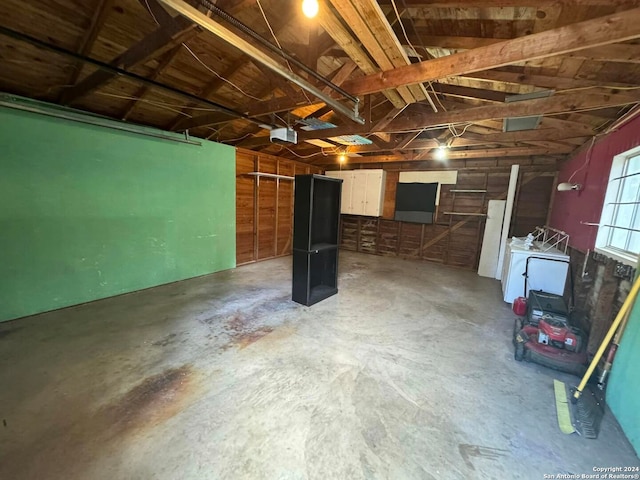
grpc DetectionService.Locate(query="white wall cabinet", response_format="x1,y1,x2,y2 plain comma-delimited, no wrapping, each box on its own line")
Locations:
325,169,386,217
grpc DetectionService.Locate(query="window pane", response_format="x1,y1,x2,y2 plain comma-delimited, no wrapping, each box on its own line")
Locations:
612,203,635,229
629,231,640,255
627,154,640,176
610,227,628,250
619,175,640,202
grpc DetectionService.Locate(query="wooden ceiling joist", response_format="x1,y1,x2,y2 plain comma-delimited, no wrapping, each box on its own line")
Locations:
342,8,640,96
297,90,640,141
329,0,431,105
314,146,572,165
318,0,405,108
61,0,114,96
121,44,183,120
60,8,200,105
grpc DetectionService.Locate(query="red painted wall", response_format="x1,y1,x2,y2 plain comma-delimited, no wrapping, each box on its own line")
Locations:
548,114,640,252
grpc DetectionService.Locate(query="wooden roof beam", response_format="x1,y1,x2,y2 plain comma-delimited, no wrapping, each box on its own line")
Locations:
121,44,183,120
317,0,406,108
377,0,638,6
59,0,114,100
342,8,640,96
298,90,640,140
60,5,199,105
329,0,430,105
313,146,574,165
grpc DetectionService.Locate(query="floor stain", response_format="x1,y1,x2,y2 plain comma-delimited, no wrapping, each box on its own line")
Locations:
103,364,194,435
152,333,177,347
0,364,198,480
458,443,508,471
0,327,20,340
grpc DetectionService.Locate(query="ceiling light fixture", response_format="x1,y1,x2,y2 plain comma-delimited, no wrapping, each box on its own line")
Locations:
302,0,319,18
557,182,582,191
338,153,347,163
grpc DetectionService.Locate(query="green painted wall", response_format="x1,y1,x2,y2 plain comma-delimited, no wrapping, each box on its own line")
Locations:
0,102,235,322
607,281,640,456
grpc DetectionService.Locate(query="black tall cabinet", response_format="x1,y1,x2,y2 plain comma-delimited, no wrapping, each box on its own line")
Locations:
292,174,342,306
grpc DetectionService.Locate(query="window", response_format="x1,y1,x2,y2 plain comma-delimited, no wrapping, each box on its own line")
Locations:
595,145,640,266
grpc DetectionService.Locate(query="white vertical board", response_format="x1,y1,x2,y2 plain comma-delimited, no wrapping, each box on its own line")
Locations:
495,165,519,280
478,200,506,277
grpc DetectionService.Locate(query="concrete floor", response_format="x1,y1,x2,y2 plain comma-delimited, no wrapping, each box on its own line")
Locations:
0,251,638,480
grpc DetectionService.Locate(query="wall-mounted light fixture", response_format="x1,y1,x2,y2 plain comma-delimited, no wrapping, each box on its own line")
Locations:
557,182,582,191
302,0,319,18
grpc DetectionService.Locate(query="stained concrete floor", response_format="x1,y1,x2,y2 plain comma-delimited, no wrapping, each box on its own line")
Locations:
1,251,638,480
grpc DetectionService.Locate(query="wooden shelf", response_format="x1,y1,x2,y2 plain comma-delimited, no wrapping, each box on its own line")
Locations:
246,172,294,180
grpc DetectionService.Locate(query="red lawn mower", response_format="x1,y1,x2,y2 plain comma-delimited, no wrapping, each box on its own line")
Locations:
512,258,588,377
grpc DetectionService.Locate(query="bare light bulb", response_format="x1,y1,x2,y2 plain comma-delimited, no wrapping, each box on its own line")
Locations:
434,145,448,161
338,154,346,163
302,0,319,18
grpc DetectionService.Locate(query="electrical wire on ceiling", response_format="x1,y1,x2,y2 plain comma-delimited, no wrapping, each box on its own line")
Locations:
96,90,234,117
181,44,263,101
214,131,255,143
388,0,439,113
0,26,269,129
556,85,640,94
196,0,359,104
140,0,265,103
254,0,312,106
279,145,338,158
448,123,472,137
144,0,160,25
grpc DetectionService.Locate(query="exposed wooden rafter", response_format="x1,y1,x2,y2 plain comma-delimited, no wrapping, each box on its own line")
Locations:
342,8,640,96
60,1,200,105
60,0,114,99
297,90,640,141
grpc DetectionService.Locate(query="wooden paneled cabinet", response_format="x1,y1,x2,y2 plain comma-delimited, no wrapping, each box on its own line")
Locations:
325,169,386,217
292,175,342,306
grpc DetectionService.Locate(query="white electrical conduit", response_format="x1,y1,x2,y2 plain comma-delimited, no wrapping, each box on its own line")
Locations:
158,0,365,125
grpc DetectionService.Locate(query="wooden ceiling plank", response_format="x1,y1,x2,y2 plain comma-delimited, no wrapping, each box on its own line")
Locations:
377,1,639,6
431,83,507,102
342,8,640,96
350,0,430,102
121,44,183,120
460,69,636,90
298,90,640,140
317,1,406,108
60,13,200,104
60,0,114,99
568,43,640,63
329,0,417,103
313,146,574,165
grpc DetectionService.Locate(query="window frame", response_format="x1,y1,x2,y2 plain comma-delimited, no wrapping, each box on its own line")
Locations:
595,145,640,266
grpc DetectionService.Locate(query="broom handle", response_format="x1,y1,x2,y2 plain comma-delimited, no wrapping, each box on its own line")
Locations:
573,274,640,401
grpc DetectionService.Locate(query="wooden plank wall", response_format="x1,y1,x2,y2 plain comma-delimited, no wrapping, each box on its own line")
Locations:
340,169,556,270
236,148,322,265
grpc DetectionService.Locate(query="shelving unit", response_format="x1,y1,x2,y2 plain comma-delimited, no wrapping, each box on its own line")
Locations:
292,174,343,306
